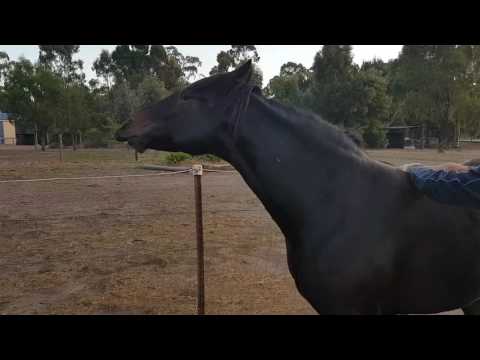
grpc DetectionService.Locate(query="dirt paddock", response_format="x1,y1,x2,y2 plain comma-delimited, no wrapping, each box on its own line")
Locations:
1,145,478,315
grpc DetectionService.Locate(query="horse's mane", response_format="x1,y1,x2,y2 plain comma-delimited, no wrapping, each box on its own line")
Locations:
182,74,361,155
259,95,365,156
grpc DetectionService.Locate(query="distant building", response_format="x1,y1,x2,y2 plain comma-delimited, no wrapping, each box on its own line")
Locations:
0,112,16,145
384,125,421,149
15,123,35,145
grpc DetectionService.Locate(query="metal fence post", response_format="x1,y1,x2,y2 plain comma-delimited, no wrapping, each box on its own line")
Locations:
192,164,205,315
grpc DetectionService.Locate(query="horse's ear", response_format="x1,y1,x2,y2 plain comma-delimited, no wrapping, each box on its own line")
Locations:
181,59,256,104
232,60,253,84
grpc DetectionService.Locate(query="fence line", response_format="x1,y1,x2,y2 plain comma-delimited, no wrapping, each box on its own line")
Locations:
0,163,242,315
204,169,237,174
0,169,191,184
0,167,238,185
142,164,236,173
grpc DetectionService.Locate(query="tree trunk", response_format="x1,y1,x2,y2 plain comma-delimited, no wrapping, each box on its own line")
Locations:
78,132,83,148
41,132,46,152
72,132,77,151
420,124,425,150
59,133,64,162
46,132,50,146
453,121,458,148
437,125,444,153
437,121,449,153
34,124,39,151
425,126,430,148
455,118,461,149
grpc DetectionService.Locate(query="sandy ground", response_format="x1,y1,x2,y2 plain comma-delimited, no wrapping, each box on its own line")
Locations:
1,145,479,315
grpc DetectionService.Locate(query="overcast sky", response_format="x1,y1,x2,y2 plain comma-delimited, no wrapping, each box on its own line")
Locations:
0,45,402,84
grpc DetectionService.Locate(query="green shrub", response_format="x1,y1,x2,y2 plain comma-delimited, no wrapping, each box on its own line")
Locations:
84,128,115,148
165,152,192,165
362,120,387,149
344,128,365,148
195,154,222,162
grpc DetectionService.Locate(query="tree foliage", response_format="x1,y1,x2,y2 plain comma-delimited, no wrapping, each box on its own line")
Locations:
2,58,65,150
389,45,480,147
94,45,202,91
0,51,10,83
301,45,392,130
38,45,84,84
362,119,388,148
3,44,480,152
265,62,311,107
210,45,263,88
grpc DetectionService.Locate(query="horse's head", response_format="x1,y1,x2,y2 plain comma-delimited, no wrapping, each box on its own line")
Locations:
115,60,260,155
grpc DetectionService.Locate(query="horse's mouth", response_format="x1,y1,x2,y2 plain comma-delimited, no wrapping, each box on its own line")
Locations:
116,128,177,153
130,137,149,153
117,134,148,154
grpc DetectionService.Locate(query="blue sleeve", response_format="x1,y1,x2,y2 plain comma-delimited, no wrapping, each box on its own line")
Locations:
407,165,480,209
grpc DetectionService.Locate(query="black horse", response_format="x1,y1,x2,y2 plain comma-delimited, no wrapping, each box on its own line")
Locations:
117,60,480,315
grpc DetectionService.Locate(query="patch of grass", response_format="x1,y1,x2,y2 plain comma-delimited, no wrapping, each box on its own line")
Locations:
46,148,222,168
59,148,170,165
165,152,193,165
195,154,222,162
164,152,224,166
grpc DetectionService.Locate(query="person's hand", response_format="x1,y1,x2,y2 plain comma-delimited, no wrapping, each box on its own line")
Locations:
429,163,471,172
399,163,423,171
420,163,470,172
399,162,471,173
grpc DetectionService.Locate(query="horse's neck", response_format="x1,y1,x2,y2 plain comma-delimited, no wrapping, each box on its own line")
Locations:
220,95,368,240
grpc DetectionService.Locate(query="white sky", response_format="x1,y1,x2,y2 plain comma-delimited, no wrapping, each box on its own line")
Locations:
0,45,402,85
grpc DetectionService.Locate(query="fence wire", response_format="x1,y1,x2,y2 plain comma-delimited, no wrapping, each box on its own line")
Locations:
0,165,279,282
0,166,259,226
0,169,192,184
